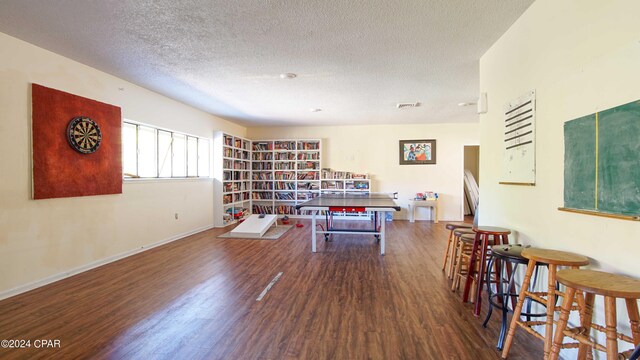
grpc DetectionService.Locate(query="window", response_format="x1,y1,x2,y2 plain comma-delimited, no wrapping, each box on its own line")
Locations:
122,121,210,178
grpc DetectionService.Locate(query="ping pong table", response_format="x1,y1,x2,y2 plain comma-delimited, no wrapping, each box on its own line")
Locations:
295,193,401,255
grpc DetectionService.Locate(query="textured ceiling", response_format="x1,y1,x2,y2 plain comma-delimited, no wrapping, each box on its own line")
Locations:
0,0,533,126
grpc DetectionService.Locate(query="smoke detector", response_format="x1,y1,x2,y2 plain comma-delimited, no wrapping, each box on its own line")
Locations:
397,102,420,109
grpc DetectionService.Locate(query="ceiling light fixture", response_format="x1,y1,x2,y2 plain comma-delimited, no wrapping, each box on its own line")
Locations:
310,108,322,112
280,73,297,79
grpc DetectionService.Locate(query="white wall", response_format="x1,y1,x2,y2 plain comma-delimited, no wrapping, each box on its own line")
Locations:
479,0,640,357
0,32,246,298
247,123,479,221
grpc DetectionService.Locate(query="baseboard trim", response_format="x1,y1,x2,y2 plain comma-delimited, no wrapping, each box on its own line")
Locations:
0,224,214,301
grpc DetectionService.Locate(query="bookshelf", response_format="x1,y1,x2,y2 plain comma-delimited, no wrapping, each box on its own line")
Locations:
320,168,372,219
213,132,252,227
216,137,379,223
320,169,371,194
251,139,321,216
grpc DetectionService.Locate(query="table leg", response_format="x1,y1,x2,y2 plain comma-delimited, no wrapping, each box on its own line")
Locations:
409,204,415,223
311,211,317,252
380,211,386,255
433,204,438,223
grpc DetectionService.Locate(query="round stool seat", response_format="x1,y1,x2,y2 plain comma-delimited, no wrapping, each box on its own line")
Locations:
474,226,511,235
460,233,476,244
556,269,640,299
521,248,589,267
491,244,529,265
454,229,475,238
446,222,473,230
460,233,496,246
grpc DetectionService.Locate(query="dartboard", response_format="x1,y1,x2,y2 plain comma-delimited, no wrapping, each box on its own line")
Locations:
67,116,102,154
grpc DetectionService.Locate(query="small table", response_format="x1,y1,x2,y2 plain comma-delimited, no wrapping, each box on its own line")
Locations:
408,199,438,223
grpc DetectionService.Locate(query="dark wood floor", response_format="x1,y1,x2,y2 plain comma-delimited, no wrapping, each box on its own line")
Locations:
0,220,542,359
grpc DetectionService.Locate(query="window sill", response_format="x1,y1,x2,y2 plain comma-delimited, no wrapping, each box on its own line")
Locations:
123,177,213,184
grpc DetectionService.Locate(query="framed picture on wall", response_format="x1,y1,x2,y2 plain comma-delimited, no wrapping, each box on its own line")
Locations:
399,139,436,165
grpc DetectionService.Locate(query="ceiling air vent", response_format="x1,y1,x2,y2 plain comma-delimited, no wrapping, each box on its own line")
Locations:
397,102,420,109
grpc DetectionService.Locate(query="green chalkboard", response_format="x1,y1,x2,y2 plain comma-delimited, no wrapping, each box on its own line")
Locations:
564,100,640,217
597,102,640,215
564,115,596,210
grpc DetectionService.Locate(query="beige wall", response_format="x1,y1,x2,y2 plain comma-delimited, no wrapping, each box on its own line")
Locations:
0,32,246,298
480,0,640,356
248,123,479,221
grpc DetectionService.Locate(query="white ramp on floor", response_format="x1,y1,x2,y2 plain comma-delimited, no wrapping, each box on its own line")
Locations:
229,214,277,238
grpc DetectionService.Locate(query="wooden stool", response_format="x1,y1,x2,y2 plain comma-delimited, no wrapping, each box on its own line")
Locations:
443,222,473,277
501,248,590,359
463,226,511,317
451,233,480,294
447,227,476,279
550,269,640,360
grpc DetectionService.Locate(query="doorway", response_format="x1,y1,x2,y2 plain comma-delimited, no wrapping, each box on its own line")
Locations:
463,145,479,217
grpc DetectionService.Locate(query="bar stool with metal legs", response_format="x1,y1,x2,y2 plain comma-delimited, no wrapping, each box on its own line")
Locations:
463,226,511,317
549,269,640,360
631,344,640,360
443,222,473,278
483,244,551,350
501,248,590,359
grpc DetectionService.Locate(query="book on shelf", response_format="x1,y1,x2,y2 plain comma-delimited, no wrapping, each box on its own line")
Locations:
297,152,319,160
274,152,296,160
297,141,320,150
321,168,369,179
274,141,295,150
252,142,273,151
275,192,295,200
252,162,273,170
297,182,319,190
321,180,344,190
298,161,318,170
297,171,319,180
276,205,296,214
252,171,273,180
252,182,273,190
274,162,294,170
252,191,273,200
275,171,295,180
275,182,295,190
252,204,274,214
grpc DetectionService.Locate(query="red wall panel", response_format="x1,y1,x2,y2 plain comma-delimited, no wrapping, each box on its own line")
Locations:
32,84,122,199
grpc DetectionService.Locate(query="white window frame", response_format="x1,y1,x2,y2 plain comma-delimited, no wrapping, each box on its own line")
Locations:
122,120,211,179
